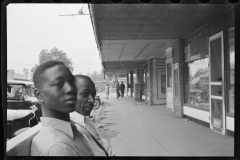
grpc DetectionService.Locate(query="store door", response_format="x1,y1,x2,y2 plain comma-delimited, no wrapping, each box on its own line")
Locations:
166,59,174,112
209,31,226,135
153,60,166,104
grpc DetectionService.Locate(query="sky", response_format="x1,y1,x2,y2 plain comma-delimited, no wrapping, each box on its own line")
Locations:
7,4,102,77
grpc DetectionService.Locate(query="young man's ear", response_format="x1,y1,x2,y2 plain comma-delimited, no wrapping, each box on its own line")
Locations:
34,89,43,103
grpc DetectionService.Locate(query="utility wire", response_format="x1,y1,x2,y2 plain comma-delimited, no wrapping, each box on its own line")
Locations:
7,63,101,65
8,45,96,50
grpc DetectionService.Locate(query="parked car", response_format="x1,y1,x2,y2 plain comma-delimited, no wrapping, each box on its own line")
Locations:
6,109,38,140
6,80,42,139
7,80,41,116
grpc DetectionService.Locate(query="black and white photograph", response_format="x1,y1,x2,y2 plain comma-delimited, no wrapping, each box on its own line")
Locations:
3,2,236,158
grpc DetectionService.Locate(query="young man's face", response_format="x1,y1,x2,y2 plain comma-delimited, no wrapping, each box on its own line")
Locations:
39,65,77,114
75,78,96,116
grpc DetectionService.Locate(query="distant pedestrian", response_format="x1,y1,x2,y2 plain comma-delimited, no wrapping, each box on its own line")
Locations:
115,81,120,99
105,84,109,99
120,81,125,98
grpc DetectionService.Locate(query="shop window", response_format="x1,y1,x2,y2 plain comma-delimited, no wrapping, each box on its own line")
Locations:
228,27,234,115
167,63,172,88
186,58,209,109
174,63,179,97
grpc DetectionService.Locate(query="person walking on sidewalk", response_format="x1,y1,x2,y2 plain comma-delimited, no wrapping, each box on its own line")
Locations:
120,81,125,98
70,75,116,156
115,81,120,99
105,84,109,99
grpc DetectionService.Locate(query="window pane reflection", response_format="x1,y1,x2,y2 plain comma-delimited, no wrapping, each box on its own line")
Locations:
228,27,235,114
187,58,209,109
167,63,172,88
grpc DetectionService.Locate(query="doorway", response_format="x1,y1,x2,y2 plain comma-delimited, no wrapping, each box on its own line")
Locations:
209,31,226,135
153,59,166,105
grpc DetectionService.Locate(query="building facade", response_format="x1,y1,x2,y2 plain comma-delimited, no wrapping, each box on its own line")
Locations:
90,4,235,136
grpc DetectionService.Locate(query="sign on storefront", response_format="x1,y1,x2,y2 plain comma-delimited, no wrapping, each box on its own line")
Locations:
184,24,208,63
213,118,222,128
174,63,179,70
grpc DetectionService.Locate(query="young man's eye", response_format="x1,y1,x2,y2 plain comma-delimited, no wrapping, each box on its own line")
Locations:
56,82,62,87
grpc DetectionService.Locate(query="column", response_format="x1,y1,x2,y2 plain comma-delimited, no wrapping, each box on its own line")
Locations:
148,59,154,106
126,73,129,96
130,71,133,97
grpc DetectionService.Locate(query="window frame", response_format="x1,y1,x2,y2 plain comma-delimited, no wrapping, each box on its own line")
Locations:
173,63,180,98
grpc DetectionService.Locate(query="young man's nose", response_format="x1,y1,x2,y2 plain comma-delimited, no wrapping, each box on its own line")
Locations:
64,82,76,94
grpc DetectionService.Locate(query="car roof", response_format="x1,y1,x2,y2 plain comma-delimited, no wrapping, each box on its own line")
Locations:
7,79,34,87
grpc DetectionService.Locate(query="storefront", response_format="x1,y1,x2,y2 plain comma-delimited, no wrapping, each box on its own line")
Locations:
182,8,234,136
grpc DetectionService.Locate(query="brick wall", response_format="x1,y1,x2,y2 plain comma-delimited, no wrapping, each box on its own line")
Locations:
173,39,185,118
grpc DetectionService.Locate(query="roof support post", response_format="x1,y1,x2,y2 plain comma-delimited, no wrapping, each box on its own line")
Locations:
130,71,133,97
126,73,129,96
148,59,154,106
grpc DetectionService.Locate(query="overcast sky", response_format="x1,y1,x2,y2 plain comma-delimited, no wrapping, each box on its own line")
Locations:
7,4,102,76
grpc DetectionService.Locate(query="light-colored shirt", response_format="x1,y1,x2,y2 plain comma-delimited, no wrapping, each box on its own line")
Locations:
30,117,94,156
70,111,114,156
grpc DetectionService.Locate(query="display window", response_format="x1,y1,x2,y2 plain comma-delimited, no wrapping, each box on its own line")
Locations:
186,58,209,110
183,24,209,110
167,63,172,88
174,63,179,97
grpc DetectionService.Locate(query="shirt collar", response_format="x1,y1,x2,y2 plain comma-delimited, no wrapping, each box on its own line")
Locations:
70,111,86,127
40,117,74,139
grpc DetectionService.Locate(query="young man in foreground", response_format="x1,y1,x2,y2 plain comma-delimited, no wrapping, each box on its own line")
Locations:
31,61,94,156
70,75,116,156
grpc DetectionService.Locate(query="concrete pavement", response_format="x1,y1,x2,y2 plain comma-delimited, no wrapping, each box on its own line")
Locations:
96,92,234,157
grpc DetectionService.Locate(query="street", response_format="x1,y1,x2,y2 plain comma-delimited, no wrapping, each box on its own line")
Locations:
93,92,234,157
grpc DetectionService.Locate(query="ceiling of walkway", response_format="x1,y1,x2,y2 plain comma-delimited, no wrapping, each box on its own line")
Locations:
89,4,233,76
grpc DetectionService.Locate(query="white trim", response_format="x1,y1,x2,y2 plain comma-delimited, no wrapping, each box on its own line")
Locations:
226,116,234,131
210,82,222,85
211,96,223,100
183,106,210,123
166,58,174,113
209,31,226,135
166,47,173,56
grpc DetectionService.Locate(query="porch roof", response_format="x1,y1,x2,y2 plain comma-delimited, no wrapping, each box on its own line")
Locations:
89,4,233,76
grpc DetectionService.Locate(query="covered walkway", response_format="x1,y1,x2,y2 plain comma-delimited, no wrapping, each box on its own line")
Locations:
97,92,234,156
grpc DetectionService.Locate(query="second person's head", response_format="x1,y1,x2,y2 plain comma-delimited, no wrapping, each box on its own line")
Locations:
74,75,96,116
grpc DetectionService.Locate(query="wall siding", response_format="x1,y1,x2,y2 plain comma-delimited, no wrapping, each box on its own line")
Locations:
173,39,185,118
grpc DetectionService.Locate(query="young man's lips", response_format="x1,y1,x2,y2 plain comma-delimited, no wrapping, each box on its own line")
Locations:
65,96,76,101
65,100,76,104
65,97,76,103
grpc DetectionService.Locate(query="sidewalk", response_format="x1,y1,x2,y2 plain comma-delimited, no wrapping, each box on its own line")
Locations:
96,92,234,157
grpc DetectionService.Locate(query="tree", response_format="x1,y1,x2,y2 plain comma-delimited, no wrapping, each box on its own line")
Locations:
194,68,208,78
87,70,104,81
22,68,29,79
30,47,74,78
38,47,73,72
